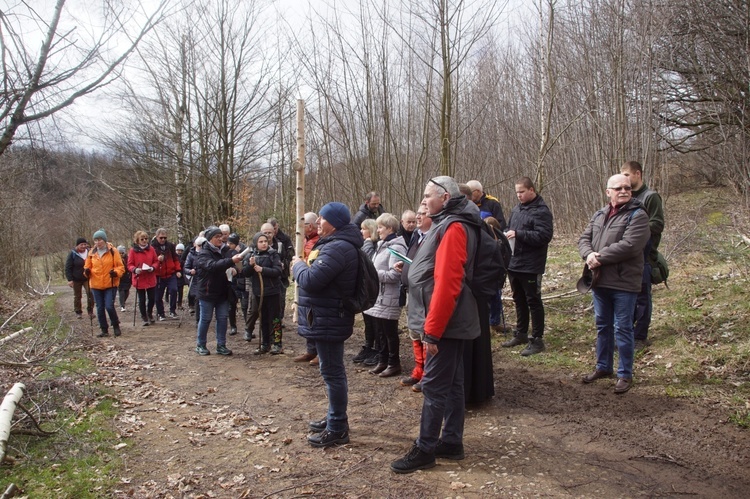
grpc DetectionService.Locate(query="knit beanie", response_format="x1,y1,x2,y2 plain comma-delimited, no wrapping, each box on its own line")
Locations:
117,245,126,253
228,233,240,245
319,202,351,230
252,232,268,247
75,237,87,246
203,226,222,241
93,229,107,242
175,243,185,251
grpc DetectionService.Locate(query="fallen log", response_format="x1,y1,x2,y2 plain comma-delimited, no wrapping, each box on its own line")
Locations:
0,383,25,463
0,327,34,348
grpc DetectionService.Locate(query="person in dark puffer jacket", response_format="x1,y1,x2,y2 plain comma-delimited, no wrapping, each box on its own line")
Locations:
243,232,283,355
292,202,360,449
193,226,243,356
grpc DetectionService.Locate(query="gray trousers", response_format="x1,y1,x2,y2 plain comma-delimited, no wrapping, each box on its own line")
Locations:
417,338,466,452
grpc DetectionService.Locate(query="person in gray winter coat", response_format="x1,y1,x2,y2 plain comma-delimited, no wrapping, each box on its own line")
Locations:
364,213,407,378
578,174,650,395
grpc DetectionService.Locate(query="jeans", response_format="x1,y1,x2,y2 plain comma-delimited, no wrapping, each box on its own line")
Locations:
197,299,229,347
417,338,466,452
314,339,348,432
592,287,637,379
509,271,545,338
156,274,178,316
91,287,119,331
633,280,652,341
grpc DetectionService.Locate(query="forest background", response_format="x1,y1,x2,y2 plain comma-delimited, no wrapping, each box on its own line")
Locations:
1,0,749,289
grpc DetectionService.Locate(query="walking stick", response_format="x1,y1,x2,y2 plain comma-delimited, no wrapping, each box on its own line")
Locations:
257,269,264,350
132,273,139,326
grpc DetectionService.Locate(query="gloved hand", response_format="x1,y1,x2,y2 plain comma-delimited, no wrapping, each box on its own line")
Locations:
134,268,141,275
109,269,117,278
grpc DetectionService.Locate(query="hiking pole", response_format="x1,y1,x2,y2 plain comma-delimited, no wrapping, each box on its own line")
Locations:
132,274,139,326
257,270,264,350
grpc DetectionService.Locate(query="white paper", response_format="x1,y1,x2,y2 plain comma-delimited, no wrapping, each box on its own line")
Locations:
141,263,153,271
505,232,515,255
226,268,234,281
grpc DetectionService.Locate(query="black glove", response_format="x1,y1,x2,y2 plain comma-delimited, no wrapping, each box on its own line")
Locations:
109,269,117,278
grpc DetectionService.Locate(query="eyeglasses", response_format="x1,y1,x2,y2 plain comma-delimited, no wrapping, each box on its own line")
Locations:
157,236,167,240
607,186,632,192
139,237,148,240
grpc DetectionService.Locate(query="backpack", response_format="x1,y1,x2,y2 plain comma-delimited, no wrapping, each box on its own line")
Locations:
440,218,510,299
341,245,379,314
649,250,669,286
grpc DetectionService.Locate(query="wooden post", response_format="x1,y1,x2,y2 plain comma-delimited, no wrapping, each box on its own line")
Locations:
293,99,306,323
0,382,25,463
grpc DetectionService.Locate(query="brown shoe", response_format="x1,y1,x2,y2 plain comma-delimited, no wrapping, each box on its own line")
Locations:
369,363,387,375
309,356,319,366
400,376,420,387
379,365,402,378
582,370,614,384
294,353,316,362
614,378,632,394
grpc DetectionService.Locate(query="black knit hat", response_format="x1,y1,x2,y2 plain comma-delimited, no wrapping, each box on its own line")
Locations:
75,237,87,246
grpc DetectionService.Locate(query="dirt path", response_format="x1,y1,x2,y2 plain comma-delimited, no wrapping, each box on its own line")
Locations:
62,290,749,498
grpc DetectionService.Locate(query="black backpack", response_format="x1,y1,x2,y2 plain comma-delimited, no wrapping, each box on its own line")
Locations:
440,218,511,299
341,245,379,314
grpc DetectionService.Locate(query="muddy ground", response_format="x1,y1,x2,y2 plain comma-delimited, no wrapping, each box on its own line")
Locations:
59,288,749,499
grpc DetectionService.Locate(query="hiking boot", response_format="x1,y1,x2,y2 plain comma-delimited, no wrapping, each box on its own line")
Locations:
113,325,122,337
243,330,255,341
411,382,422,393
352,346,373,363
308,429,349,448
390,444,436,474
216,345,232,356
379,365,402,378
294,353,316,362
254,345,270,355
435,439,465,460
309,418,327,433
195,344,210,356
97,330,109,338
270,344,283,355
501,332,528,348
369,363,387,375
400,376,420,387
520,337,545,356
229,327,237,335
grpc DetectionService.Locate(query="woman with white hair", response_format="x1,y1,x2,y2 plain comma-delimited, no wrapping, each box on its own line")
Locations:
365,213,407,378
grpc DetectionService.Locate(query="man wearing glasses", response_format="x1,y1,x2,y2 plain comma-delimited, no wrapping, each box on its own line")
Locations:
578,174,650,394
151,228,183,321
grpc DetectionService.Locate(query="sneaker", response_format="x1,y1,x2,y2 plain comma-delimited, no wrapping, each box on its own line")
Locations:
352,346,372,363
158,315,166,321
308,418,327,433
308,429,349,448
501,333,528,348
229,327,237,336
76,312,83,319
390,444,436,474
120,307,126,312
168,312,178,319
270,344,283,355
435,439,465,460
142,321,150,327
97,330,109,338
520,337,545,356
148,315,155,324
254,345,270,355
216,345,232,356
363,354,380,366
113,325,122,337
411,382,422,393
195,344,210,356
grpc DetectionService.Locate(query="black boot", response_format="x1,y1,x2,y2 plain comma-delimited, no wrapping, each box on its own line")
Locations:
502,331,528,348
390,444,436,474
520,337,545,356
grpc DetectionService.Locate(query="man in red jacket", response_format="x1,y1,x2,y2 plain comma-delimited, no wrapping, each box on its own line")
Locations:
152,228,182,321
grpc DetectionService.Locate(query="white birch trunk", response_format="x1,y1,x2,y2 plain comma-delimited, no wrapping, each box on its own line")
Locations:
293,100,306,323
0,382,25,463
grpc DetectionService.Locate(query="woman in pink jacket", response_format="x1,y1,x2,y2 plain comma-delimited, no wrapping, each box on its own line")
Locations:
127,230,160,326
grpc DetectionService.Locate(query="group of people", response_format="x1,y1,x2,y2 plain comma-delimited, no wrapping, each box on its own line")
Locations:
66,160,663,471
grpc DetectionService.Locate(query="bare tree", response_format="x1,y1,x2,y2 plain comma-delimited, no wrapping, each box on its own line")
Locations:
0,0,169,156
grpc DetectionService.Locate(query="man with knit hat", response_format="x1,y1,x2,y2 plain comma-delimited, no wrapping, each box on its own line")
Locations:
65,237,94,319
292,202,361,448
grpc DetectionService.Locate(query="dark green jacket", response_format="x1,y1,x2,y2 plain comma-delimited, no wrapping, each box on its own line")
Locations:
632,183,664,257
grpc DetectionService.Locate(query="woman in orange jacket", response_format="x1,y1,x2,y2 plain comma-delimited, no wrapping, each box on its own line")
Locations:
84,229,125,337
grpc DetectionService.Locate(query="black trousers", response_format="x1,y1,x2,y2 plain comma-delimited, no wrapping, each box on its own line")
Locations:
509,271,545,338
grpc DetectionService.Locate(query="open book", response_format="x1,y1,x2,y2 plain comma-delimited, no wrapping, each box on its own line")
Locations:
387,247,412,264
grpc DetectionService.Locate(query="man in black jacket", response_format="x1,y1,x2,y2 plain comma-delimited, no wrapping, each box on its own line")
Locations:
351,191,385,227
65,237,94,319
501,177,554,356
